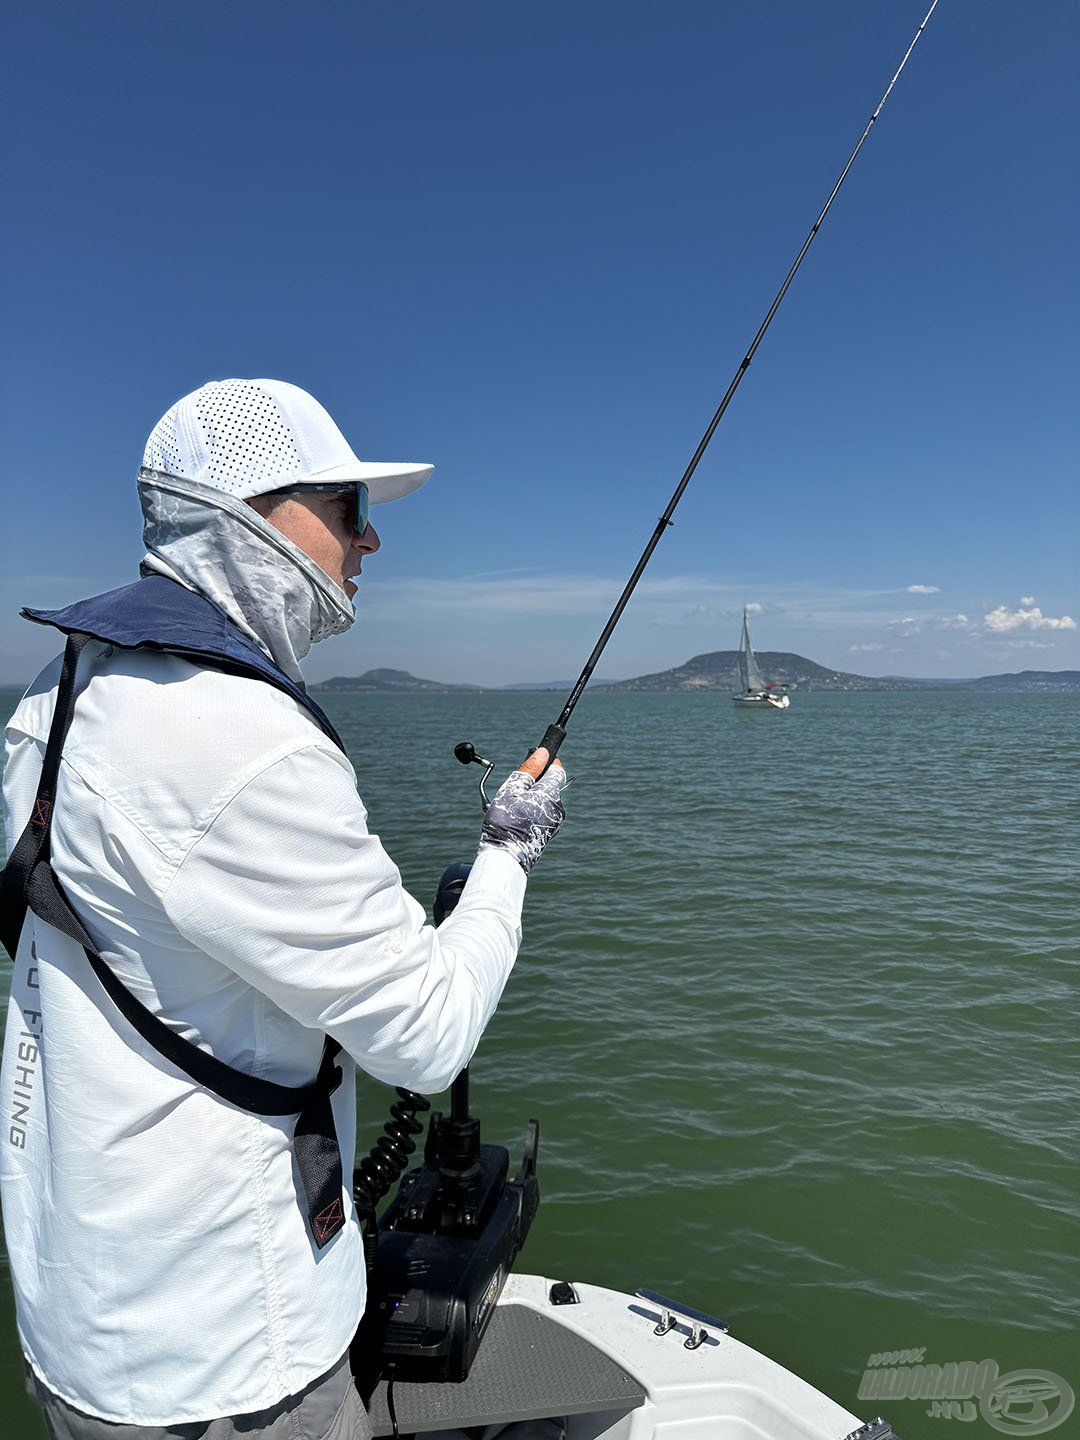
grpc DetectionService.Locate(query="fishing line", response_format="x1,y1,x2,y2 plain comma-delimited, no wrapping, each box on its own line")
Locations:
493,1,940,768
363,12,941,1393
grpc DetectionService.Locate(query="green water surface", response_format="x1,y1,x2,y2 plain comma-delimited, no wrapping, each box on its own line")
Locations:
2,689,1077,1438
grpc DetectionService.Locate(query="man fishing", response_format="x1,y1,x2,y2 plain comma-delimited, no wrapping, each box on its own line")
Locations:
0,378,568,1439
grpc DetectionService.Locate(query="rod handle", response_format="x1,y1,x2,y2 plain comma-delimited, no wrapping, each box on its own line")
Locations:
536,722,567,771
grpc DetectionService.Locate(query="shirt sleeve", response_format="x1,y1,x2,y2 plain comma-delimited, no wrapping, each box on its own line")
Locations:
161,741,527,1094
3,731,41,861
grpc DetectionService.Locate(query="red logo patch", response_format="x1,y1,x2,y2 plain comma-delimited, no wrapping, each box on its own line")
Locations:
313,1199,344,1241
32,798,52,828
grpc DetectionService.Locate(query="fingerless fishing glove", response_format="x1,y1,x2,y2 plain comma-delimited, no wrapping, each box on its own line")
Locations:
479,763,568,874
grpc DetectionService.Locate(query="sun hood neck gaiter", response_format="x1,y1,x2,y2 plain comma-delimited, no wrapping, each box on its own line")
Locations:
137,470,355,686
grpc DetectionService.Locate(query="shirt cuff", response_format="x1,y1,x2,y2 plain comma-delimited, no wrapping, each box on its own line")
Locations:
461,844,528,915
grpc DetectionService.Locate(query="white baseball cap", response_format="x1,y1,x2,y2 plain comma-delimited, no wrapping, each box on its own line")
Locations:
142,378,433,504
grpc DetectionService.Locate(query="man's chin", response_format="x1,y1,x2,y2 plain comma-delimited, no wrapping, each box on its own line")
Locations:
344,579,358,599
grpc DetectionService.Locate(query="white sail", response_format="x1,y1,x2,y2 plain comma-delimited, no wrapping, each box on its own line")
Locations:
738,609,765,692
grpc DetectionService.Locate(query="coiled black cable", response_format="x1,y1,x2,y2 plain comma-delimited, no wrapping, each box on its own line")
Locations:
353,1086,431,1254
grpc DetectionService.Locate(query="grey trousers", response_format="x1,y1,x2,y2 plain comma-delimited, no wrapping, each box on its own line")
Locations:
28,1353,373,1440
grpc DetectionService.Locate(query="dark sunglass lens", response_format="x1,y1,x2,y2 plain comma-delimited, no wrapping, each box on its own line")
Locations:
343,489,359,533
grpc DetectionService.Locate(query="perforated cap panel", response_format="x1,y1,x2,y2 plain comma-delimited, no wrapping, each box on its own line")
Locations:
143,404,186,477
193,380,305,493
140,377,433,504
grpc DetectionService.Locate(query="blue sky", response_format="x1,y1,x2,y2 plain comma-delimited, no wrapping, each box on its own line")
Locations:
2,1,1076,685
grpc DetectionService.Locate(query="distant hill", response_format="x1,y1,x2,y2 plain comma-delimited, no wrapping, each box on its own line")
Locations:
308,659,1080,696
962,670,1080,693
500,680,579,692
597,650,921,693
312,668,480,694
311,672,600,694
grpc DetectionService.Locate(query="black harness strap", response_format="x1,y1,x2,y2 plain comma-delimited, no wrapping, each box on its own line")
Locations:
0,634,88,960
0,635,346,1248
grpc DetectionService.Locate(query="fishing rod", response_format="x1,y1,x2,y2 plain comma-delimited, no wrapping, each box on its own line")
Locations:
456,0,939,795
356,7,943,1392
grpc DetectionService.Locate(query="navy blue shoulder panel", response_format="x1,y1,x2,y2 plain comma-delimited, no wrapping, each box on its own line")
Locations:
22,575,344,752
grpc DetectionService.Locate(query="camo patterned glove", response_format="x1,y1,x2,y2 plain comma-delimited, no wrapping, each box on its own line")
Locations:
479,762,568,874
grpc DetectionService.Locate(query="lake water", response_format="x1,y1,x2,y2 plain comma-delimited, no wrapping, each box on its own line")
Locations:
2,687,1077,1438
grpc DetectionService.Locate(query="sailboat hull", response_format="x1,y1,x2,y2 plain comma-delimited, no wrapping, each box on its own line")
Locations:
733,692,789,708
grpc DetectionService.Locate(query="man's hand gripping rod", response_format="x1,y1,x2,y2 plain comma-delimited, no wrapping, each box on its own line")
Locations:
456,1,939,788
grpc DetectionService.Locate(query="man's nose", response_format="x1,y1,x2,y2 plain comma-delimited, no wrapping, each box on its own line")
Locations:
354,522,381,556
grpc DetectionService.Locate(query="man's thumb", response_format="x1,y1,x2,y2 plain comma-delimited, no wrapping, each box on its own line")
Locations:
518,747,550,780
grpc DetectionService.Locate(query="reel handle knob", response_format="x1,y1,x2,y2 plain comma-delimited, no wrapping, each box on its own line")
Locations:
454,741,496,810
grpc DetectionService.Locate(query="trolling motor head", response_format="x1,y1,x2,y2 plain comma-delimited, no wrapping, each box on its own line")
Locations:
433,862,473,924
352,860,540,1393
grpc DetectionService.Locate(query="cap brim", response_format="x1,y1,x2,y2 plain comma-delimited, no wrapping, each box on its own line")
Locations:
304,458,433,504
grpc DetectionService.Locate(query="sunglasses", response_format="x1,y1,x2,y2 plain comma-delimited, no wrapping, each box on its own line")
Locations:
268,481,371,538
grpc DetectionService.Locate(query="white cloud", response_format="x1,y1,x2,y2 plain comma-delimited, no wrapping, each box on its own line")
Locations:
887,616,921,637
983,601,1076,634
849,642,884,653
358,574,895,630
291,571,1080,686
907,584,940,595
1020,595,1036,607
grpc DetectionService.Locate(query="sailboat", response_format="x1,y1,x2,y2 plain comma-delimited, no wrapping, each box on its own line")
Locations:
733,607,790,709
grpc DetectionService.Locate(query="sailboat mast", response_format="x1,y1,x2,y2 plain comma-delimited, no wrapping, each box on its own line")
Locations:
738,607,751,693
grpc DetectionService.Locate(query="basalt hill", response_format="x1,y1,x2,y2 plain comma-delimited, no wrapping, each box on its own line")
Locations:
595,650,918,693
310,656,1080,695
312,652,918,694
313,667,481,694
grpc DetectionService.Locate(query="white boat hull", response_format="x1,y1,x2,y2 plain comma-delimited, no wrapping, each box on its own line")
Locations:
733,691,790,709
371,1272,874,1439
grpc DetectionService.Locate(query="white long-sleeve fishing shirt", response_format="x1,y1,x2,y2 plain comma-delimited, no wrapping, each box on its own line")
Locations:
1,641,525,1425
